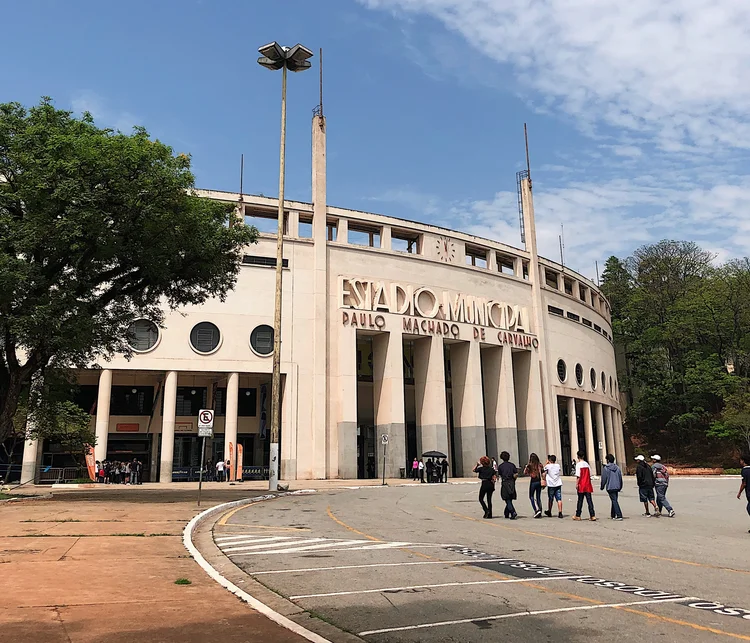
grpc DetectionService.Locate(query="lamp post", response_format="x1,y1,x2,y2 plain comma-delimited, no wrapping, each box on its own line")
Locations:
257,42,313,491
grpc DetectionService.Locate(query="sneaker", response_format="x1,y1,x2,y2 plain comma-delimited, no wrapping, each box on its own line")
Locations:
590,517,597,521
572,516,582,521
614,517,623,521
643,513,651,517
668,510,675,517
558,512,564,519
534,511,542,519
510,513,518,520
544,509,552,517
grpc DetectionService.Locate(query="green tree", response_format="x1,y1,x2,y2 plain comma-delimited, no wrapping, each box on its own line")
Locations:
0,99,256,443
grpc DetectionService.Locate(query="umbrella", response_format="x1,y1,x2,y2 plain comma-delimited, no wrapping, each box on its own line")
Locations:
422,450,447,459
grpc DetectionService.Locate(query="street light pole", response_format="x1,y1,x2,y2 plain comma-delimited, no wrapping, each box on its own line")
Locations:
257,42,313,492
269,64,287,493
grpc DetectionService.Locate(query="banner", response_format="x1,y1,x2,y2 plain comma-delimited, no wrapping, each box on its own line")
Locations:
259,384,268,439
84,444,96,482
228,442,234,482
236,444,244,482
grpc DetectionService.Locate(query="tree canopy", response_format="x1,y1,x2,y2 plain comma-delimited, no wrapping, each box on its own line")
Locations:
0,98,256,443
602,241,750,461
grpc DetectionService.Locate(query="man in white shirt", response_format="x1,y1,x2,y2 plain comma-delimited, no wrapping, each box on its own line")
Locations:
543,454,564,519
216,459,225,482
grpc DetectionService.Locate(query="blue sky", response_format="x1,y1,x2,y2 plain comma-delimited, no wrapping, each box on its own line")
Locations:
4,0,750,279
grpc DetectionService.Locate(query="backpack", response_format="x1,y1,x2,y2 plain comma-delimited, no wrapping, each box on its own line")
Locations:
654,465,669,484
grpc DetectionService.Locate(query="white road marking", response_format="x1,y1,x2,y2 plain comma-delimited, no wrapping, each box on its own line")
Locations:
223,538,328,552
228,540,369,556
358,596,698,636
215,536,296,546
251,559,513,575
215,534,298,542
290,575,586,599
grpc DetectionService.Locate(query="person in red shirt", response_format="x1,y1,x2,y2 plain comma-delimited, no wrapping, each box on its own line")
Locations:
573,450,596,521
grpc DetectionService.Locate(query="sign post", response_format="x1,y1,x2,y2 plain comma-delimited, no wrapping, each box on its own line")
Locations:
381,434,389,486
197,409,215,506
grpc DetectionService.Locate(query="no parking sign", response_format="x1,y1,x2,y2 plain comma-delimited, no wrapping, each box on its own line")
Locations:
198,409,214,437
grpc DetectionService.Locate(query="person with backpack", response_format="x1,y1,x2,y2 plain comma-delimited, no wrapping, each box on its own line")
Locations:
600,454,624,520
651,455,675,517
573,450,596,521
635,455,659,516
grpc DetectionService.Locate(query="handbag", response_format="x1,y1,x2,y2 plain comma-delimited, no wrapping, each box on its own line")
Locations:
540,465,547,487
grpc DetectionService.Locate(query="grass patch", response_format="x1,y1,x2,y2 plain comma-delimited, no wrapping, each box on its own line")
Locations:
0,493,13,500
174,578,192,585
111,533,146,537
21,518,81,523
724,468,741,475
148,533,176,537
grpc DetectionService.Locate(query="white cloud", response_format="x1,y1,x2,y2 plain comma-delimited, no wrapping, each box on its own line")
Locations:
362,0,750,151
71,90,138,133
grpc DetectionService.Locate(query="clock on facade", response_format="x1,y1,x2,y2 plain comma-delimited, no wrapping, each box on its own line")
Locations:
435,236,456,263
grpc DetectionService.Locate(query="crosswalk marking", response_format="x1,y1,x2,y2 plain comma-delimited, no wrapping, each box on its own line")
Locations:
215,534,297,543
215,536,296,546
223,538,329,553
230,540,370,556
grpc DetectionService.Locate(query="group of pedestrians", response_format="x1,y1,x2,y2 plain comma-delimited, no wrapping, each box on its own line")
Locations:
411,457,449,483
95,459,143,484
474,450,681,522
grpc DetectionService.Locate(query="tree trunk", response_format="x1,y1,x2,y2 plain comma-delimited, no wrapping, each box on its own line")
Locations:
0,374,23,445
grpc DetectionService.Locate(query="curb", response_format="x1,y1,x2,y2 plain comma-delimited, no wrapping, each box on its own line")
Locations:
183,492,337,643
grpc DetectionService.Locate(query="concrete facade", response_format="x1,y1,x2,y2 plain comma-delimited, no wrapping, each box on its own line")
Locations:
21,113,624,481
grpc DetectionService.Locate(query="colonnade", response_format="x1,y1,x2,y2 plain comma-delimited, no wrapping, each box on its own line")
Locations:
559,396,626,471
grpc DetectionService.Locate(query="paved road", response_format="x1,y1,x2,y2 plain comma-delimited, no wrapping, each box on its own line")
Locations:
215,478,750,642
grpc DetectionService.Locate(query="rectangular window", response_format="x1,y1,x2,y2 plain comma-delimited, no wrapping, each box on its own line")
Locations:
579,285,588,302
566,312,580,322
327,219,338,241
582,318,593,328
497,254,515,276
523,261,529,280
391,230,421,254
238,388,257,416
466,245,487,268
242,255,289,268
548,305,564,316
175,387,207,416
564,279,574,295
110,386,154,416
593,324,602,333
244,208,288,235
298,217,313,239
349,225,381,248
545,270,559,289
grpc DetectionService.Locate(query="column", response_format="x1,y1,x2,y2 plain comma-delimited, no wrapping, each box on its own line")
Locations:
482,346,518,462
337,218,349,244
94,369,112,463
513,256,523,278
224,372,239,481
486,251,498,272
567,396,579,461
614,409,627,465
159,370,178,483
373,330,406,480
335,326,358,478
20,437,40,485
513,351,547,465
380,225,392,250
450,340,485,477
583,400,596,473
280,370,297,480
604,405,616,459
594,403,606,467
413,336,449,457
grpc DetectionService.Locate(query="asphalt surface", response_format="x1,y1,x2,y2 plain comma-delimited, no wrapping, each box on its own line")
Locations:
213,478,750,643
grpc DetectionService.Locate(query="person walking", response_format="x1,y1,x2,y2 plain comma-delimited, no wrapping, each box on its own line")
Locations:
738,454,750,533
418,458,425,483
651,455,675,517
573,450,596,521
498,451,519,519
524,453,544,518
130,458,139,486
216,459,225,482
543,454,564,519
635,455,659,517
411,458,419,481
600,454,623,520
441,458,449,483
473,456,496,519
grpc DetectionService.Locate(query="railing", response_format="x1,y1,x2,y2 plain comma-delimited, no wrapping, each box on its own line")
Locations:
171,466,269,482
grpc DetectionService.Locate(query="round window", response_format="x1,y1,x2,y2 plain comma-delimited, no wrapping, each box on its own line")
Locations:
590,367,597,389
127,319,159,352
601,371,607,392
250,324,274,356
575,363,584,386
190,322,221,354
557,359,567,383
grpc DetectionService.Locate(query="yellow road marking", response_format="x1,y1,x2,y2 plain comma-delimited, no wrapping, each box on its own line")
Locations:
435,506,750,575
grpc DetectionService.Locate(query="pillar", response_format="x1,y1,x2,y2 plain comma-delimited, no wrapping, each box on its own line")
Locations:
594,403,606,467
482,346,518,462
380,225,392,251
337,218,348,244
373,330,406,479
413,336,449,457
604,405,616,459
513,351,547,465
94,369,112,463
583,400,596,473
614,409,627,465
280,371,296,480
567,396,579,462
224,372,239,481
159,370,178,483
450,340,485,477
335,326,358,478
20,437,40,485
513,256,523,278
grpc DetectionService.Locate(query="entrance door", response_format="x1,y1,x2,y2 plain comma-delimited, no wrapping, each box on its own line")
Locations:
107,437,152,482
357,425,376,479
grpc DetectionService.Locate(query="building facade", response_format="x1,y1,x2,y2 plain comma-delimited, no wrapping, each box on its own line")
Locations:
19,113,625,483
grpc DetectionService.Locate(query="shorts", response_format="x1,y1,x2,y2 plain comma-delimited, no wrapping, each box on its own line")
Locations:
547,486,562,501
639,487,655,502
